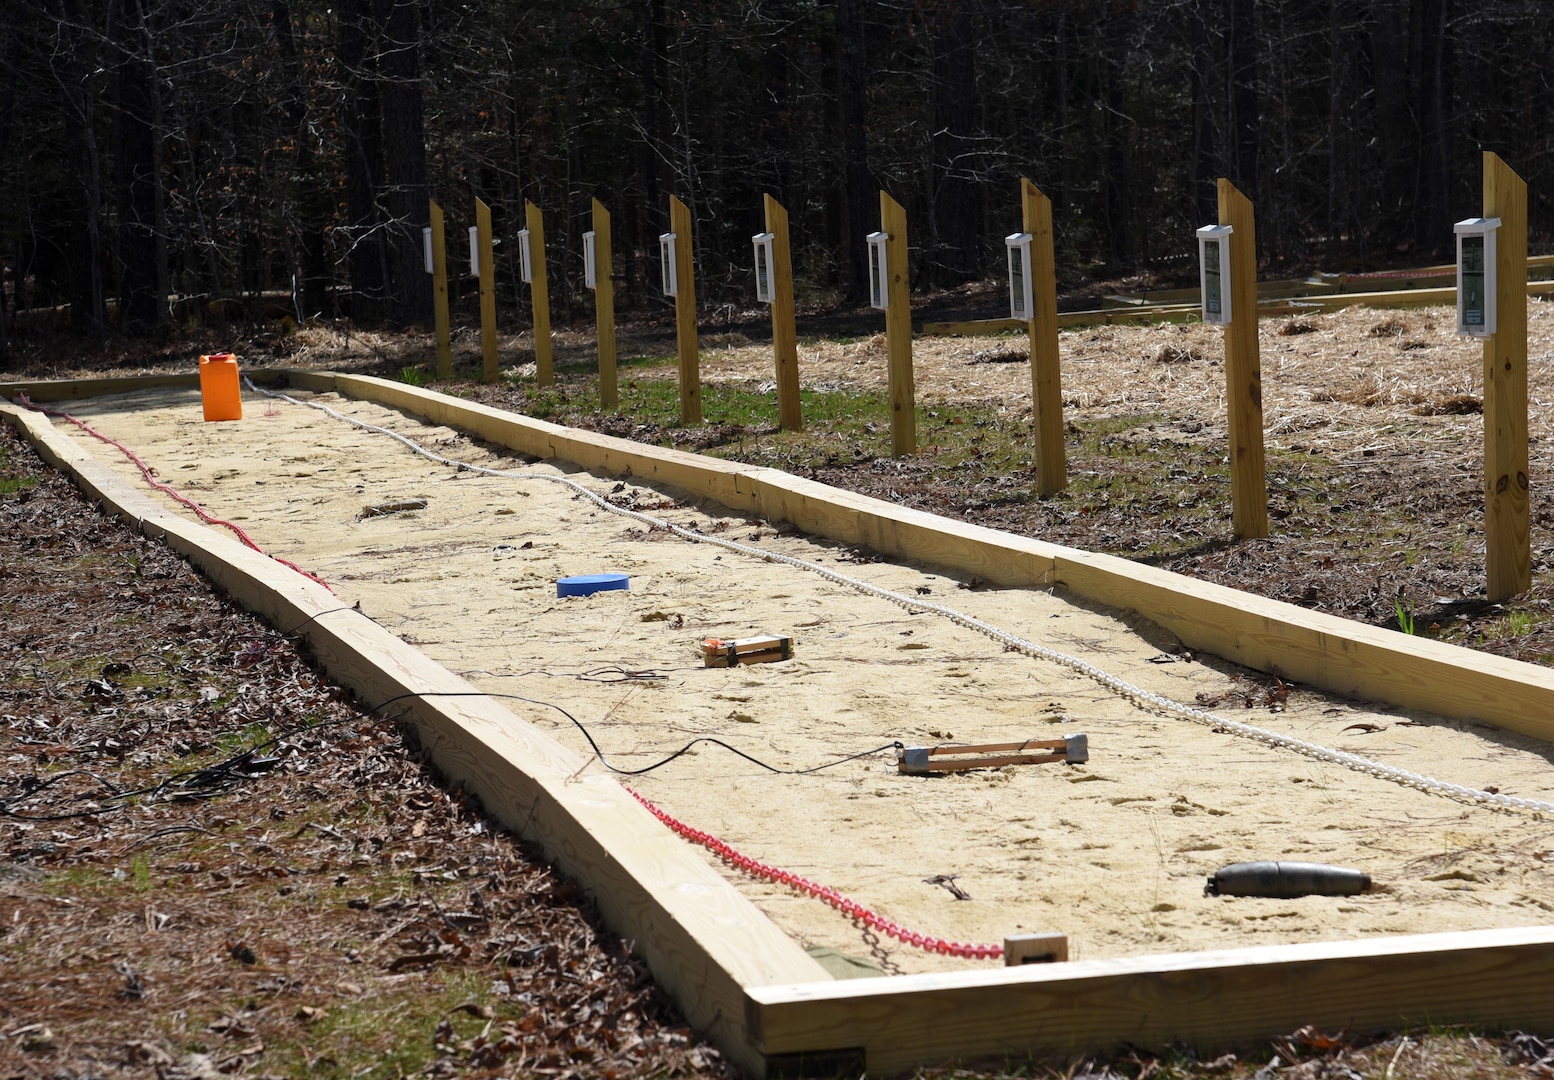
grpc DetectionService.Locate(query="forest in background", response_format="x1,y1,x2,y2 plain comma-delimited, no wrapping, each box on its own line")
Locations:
1,0,1552,357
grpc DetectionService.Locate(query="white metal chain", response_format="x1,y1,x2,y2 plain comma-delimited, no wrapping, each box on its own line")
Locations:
243,378,1554,816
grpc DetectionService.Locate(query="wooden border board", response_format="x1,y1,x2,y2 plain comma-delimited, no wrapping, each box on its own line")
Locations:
7,372,1554,1075
0,395,829,1078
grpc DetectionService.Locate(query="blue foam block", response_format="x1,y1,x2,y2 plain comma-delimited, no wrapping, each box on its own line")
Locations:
556,572,630,598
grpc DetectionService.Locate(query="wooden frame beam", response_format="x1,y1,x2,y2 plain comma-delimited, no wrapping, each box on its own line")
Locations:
7,372,1554,1076
0,396,827,1078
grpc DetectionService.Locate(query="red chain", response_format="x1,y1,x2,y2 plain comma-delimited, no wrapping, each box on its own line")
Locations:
623,785,1002,961
16,393,331,590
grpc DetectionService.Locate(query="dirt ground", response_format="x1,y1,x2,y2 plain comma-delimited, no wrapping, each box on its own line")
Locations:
40,382,1554,979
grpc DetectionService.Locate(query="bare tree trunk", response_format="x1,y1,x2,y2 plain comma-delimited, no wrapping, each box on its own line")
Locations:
55,0,106,337
929,0,981,284
1228,0,1261,213
377,0,432,327
1191,2,1218,228
271,0,331,318
112,0,163,333
340,0,387,325
837,0,873,303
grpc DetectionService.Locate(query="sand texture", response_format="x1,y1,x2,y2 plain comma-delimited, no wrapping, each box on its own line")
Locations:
51,385,1554,975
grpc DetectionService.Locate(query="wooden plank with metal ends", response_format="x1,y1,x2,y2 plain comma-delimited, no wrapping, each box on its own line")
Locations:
525,200,554,386
476,197,498,383
1482,152,1530,601
1217,179,1268,539
764,194,802,431
896,734,1086,775
702,634,793,668
745,926,1554,1073
881,191,916,455
429,199,452,378
1004,933,1069,966
670,195,702,424
592,198,618,410
1022,178,1066,494
0,398,829,1080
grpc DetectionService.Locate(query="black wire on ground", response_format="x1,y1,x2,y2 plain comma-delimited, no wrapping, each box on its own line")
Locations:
0,686,903,821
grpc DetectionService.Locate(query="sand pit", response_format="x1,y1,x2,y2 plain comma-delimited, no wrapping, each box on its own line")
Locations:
47,385,1554,976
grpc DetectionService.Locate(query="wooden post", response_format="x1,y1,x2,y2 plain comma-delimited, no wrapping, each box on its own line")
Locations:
1022,178,1065,494
476,197,498,383
670,195,701,425
429,199,451,379
592,198,618,410
764,193,802,431
524,200,553,386
1483,151,1530,600
881,191,915,456
1217,178,1267,539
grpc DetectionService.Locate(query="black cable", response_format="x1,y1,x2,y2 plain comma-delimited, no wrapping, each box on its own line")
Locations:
0,686,902,820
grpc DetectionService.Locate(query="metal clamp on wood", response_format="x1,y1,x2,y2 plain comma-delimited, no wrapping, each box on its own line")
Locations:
701,635,793,668
896,734,1087,775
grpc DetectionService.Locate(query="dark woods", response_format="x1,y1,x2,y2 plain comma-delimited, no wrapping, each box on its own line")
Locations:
0,0,1547,353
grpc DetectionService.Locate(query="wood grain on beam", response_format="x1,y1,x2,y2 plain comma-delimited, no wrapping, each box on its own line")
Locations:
747,926,1554,1073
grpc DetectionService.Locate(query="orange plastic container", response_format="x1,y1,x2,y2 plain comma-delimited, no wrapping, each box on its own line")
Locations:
198,353,242,421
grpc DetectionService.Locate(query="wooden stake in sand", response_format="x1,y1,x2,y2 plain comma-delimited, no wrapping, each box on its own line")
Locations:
763,194,802,432
1216,179,1268,539
881,191,915,456
428,199,452,378
1021,178,1065,495
1481,151,1530,601
591,199,618,410
670,195,702,425
524,200,554,387
476,197,498,383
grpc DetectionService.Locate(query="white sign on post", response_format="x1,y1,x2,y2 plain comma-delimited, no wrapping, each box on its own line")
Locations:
516,228,533,284
1005,232,1034,322
1195,224,1234,325
659,232,678,297
422,227,434,275
866,231,889,311
583,230,598,290
752,232,776,304
468,226,480,277
1454,217,1501,337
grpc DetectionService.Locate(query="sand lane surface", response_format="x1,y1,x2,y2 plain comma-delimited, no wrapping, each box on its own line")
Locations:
50,386,1554,974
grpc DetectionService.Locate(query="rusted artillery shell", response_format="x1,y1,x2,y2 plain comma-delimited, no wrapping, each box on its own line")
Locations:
1205,861,1371,898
